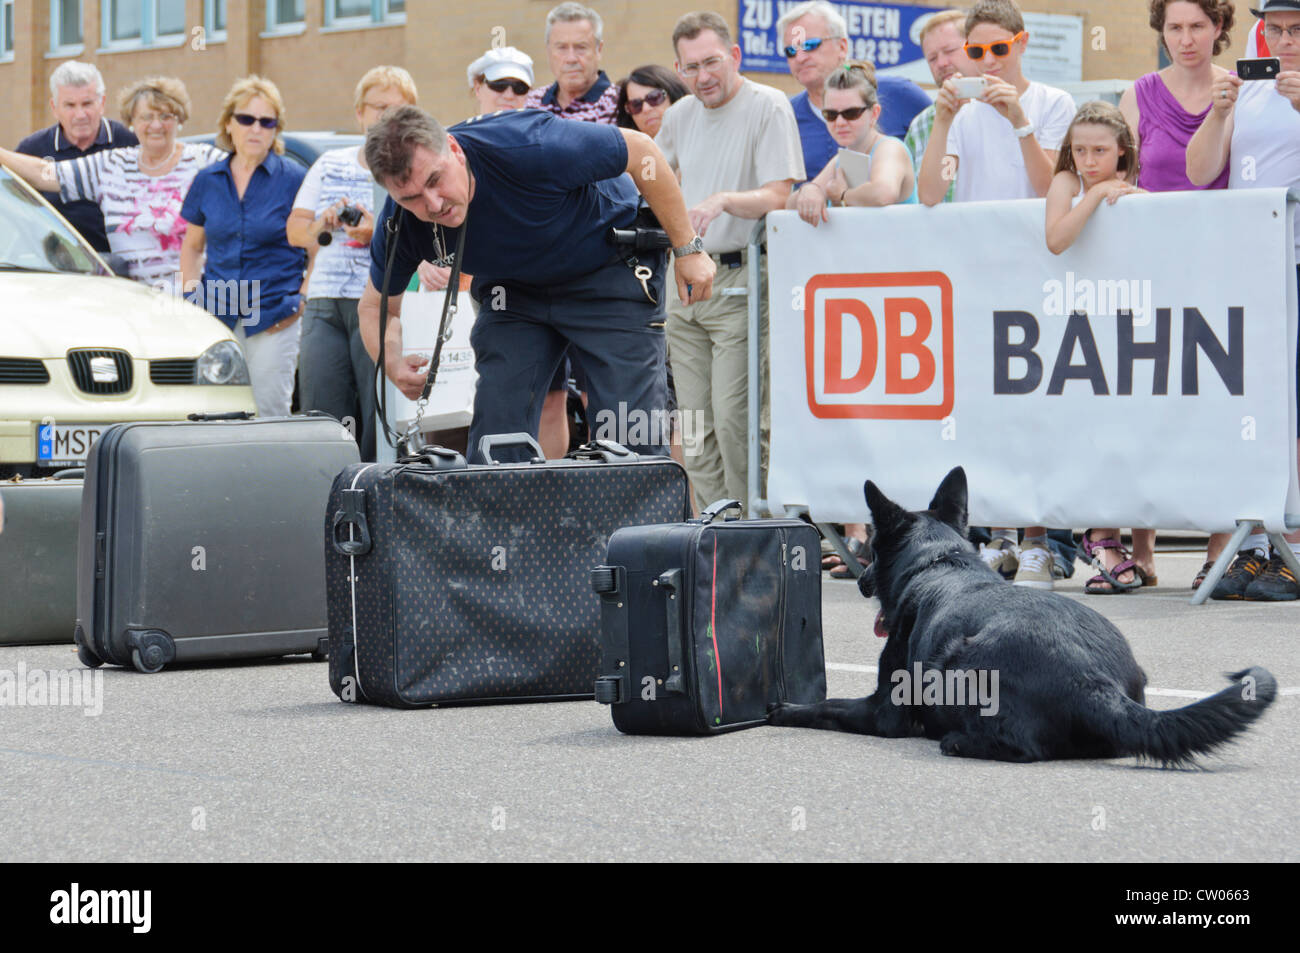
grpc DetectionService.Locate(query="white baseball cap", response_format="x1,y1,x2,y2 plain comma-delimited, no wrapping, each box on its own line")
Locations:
466,47,535,89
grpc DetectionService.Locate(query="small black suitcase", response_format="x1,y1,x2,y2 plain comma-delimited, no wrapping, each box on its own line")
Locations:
326,435,691,707
75,413,359,672
0,469,83,645
592,501,826,734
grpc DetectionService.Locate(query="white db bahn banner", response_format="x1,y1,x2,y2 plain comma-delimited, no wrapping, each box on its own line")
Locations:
765,190,1299,531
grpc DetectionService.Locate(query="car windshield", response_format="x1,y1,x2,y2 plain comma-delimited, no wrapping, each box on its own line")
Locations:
0,167,107,276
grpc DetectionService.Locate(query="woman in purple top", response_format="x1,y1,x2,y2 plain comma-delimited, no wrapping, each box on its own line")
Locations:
1101,0,1235,591
1119,0,1234,192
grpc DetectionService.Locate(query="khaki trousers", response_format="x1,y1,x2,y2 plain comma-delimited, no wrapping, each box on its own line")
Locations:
666,254,769,515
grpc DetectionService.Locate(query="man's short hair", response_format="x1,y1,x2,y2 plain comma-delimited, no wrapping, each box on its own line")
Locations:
966,0,1026,37
365,105,449,187
49,61,105,99
776,1,848,41
546,2,603,44
919,9,969,44
672,11,733,55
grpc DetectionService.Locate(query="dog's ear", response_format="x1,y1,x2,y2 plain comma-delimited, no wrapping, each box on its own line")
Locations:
865,480,907,535
927,466,968,536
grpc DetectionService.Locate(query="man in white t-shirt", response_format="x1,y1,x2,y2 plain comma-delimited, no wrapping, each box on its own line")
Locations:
1187,0,1300,600
655,10,805,514
917,0,1077,589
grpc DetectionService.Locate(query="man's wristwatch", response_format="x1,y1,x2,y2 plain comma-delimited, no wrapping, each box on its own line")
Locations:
673,235,705,258
1014,120,1036,139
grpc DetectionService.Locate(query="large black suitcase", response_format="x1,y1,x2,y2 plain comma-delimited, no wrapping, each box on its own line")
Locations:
326,435,691,707
74,413,359,672
592,501,826,735
0,469,83,645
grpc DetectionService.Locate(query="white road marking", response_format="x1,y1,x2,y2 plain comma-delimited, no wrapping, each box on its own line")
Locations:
826,663,1299,698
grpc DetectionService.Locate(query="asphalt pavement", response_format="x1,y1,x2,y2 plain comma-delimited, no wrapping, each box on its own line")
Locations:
1,547,1295,863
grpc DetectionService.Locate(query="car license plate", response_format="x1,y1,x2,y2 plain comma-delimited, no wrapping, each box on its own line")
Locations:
38,422,112,466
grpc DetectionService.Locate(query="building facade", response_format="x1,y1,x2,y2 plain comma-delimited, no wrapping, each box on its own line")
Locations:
0,1,1264,148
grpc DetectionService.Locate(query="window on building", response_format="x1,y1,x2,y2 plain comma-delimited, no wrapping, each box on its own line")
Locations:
205,0,226,38
1,0,14,58
108,0,142,43
268,0,305,31
156,0,184,37
52,0,84,50
325,0,405,27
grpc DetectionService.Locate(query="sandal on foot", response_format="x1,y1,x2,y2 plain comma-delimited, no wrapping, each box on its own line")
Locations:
829,553,871,579
1079,531,1142,594
1191,560,1214,590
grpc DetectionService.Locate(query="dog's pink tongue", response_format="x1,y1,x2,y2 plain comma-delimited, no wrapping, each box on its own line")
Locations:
874,609,888,638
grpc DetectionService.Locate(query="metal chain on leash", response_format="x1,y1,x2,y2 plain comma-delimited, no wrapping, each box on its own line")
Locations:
403,292,459,452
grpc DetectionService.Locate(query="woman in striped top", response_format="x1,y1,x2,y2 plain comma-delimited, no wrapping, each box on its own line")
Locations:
0,76,223,292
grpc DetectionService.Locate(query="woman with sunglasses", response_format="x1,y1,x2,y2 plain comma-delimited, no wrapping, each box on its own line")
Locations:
180,76,307,418
789,61,916,228
0,77,222,291
615,65,689,137
468,46,536,115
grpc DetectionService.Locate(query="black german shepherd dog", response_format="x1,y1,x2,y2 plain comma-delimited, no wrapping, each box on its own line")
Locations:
768,468,1277,764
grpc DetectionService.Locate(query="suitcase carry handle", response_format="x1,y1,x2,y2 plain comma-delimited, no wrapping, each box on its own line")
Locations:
51,467,85,480
568,439,635,463
477,432,545,465
331,489,372,556
187,411,254,421
657,568,688,695
397,446,468,470
690,499,742,525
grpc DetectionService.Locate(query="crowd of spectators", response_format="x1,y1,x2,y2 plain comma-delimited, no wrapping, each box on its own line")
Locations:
5,0,1299,601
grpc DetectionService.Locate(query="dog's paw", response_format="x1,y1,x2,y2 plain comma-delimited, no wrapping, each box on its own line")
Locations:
939,732,964,757
766,701,790,724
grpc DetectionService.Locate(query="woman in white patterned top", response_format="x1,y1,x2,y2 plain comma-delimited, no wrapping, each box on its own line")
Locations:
0,76,223,292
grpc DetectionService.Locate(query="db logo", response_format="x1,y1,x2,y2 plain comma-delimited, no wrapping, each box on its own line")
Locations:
804,272,954,419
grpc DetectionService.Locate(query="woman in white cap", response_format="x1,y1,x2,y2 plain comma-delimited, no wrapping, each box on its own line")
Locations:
468,47,536,115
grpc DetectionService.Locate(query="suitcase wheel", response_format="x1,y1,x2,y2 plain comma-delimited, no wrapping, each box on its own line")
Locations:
591,566,618,594
76,644,103,669
126,630,176,674
311,637,329,662
594,676,622,705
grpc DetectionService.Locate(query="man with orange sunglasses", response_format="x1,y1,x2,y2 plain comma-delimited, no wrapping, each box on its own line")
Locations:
918,0,1075,207
917,0,1078,590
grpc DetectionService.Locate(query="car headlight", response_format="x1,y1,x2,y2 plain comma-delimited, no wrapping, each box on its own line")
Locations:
196,340,251,385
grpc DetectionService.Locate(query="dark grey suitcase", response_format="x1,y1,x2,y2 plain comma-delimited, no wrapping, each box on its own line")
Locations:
0,469,83,645
592,500,827,734
74,413,359,672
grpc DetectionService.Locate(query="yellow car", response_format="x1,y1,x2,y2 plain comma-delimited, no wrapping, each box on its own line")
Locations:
0,166,254,477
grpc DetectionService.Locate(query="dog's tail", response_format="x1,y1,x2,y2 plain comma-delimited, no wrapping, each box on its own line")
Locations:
1083,667,1277,767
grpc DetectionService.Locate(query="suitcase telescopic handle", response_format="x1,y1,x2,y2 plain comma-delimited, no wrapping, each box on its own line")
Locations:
657,568,688,695
690,499,742,525
476,432,545,465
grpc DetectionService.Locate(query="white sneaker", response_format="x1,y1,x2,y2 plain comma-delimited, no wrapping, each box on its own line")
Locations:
1014,545,1054,589
979,538,1019,579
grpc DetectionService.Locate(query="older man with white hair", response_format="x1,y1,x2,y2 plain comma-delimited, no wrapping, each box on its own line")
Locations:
524,2,620,123
16,61,137,253
779,0,931,181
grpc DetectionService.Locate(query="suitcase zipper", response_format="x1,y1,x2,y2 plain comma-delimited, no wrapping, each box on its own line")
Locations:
775,528,789,704
346,464,382,701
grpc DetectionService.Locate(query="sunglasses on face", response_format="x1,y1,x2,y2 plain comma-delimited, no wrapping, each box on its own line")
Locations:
233,113,279,129
626,88,668,115
963,31,1026,60
784,37,827,57
822,106,868,122
486,78,530,96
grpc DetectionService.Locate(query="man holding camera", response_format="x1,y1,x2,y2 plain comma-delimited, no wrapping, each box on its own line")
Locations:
356,105,714,462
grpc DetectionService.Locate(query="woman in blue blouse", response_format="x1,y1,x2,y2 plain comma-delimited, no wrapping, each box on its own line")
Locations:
180,75,306,417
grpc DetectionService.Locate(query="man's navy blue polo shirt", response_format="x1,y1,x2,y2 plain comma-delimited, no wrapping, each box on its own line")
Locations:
180,151,307,334
792,76,934,181
16,118,137,252
369,109,638,294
